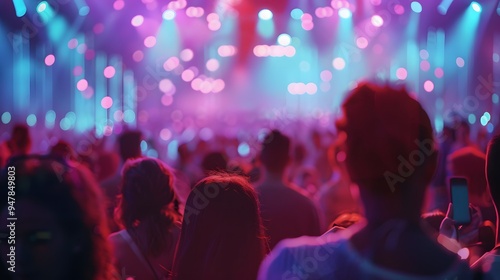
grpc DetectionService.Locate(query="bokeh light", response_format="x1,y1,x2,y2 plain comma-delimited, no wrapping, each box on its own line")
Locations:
104,66,116,78
434,68,444,78
356,37,368,49
371,15,384,27
424,80,434,92
258,9,273,20
394,4,405,15
131,15,144,27
456,57,465,67
76,79,88,91
144,36,157,48
320,70,332,82
206,59,220,72
420,60,430,71
44,54,55,66
396,68,408,80
133,50,144,62
332,57,346,70
181,69,195,82
180,49,194,61
420,49,429,59
163,57,180,71
290,8,303,20
26,114,37,127
160,128,172,141
1,112,11,124
277,34,292,46
101,96,113,109
113,0,124,11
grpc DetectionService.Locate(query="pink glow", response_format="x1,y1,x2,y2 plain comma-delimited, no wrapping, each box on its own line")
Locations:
371,15,384,27
132,50,144,62
113,0,124,10
320,70,332,81
302,21,314,31
208,21,221,31
332,57,346,70
144,36,157,48
420,60,430,71
306,83,317,95
163,57,180,71
424,80,434,92
93,23,104,34
180,49,194,61
76,79,88,91
181,69,195,82
68,38,78,49
396,68,408,80
435,68,444,78
159,79,175,95
45,54,55,66
206,59,220,71
191,78,202,91
356,37,368,49
161,95,174,106
207,13,219,22
212,79,225,93
160,128,172,141
301,13,312,22
394,4,405,15
131,15,144,27
104,66,116,78
101,96,113,109
218,45,237,57
82,86,94,99
73,66,83,76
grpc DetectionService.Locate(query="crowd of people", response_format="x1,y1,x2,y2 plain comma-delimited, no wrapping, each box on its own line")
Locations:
1,81,499,279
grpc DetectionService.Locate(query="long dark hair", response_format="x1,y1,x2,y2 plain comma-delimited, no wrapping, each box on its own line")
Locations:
115,157,179,257
173,173,268,280
0,155,114,280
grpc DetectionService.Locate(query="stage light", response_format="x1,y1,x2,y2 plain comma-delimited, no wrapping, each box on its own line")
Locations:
162,9,176,20
411,2,422,13
371,15,384,27
470,2,481,12
259,9,273,20
277,34,291,46
338,8,352,19
13,0,27,17
437,0,453,15
290,8,303,20
37,1,48,13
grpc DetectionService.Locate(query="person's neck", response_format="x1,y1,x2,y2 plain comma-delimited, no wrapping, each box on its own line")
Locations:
261,170,287,187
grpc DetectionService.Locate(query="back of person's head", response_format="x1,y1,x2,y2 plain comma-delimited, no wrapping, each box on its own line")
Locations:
0,156,112,280
487,134,500,209
335,82,436,197
201,151,228,174
116,157,177,256
260,129,291,174
9,124,32,155
173,173,267,280
118,130,142,161
50,140,77,161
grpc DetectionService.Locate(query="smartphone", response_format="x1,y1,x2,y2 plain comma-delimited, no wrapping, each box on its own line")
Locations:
449,177,471,225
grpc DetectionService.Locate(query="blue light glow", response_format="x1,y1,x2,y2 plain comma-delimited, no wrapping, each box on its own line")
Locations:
1,112,11,124
13,0,27,17
26,114,37,127
468,114,476,124
238,142,250,157
470,2,482,13
411,2,423,13
79,6,90,16
290,8,303,20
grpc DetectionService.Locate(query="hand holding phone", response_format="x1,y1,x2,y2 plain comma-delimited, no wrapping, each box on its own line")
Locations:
449,177,471,225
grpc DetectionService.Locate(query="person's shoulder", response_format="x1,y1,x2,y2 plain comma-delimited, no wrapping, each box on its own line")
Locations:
258,234,348,280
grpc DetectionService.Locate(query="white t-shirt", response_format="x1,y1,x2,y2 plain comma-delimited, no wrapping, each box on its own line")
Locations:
258,227,473,280
472,250,500,280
